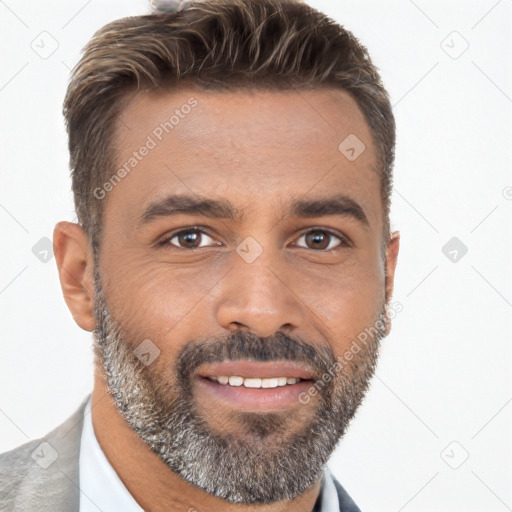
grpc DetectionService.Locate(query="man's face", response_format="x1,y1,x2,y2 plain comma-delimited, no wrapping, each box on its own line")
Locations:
92,87,396,503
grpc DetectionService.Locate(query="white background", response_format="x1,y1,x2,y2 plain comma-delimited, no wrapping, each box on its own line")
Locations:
1,1,511,510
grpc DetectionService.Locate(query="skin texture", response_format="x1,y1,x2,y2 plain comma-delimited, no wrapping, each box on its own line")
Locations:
54,87,400,512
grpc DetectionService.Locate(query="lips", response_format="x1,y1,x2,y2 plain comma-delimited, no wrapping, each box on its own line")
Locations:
193,360,317,411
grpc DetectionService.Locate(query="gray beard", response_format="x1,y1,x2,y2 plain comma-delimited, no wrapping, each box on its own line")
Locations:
91,263,386,504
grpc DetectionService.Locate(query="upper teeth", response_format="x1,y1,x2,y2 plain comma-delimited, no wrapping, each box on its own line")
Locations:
210,376,301,388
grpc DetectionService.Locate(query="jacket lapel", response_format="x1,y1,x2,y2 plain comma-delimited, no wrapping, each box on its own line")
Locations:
331,474,361,512
6,395,89,512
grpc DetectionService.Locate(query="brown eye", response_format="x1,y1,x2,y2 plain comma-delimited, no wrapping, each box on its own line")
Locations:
296,230,345,251
164,229,218,249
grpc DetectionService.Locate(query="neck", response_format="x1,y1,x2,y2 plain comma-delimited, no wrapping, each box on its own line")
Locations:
90,370,323,512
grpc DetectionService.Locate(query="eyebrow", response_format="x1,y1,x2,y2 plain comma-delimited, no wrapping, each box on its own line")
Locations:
139,195,242,225
289,195,369,228
138,193,369,228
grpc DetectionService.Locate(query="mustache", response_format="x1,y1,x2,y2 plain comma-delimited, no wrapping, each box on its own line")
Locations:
175,330,335,383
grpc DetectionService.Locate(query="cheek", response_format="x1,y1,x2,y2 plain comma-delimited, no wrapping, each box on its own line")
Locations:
295,257,385,353
100,253,225,342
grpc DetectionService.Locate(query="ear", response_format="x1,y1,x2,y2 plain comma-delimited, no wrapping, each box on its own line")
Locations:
383,230,400,336
53,221,96,332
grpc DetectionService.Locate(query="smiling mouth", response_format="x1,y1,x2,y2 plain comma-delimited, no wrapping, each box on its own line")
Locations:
193,360,317,411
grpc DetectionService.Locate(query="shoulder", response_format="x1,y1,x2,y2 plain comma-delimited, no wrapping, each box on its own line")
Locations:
0,396,90,511
0,438,46,506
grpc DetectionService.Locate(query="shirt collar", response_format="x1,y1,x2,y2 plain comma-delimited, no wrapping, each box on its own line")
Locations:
79,398,143,511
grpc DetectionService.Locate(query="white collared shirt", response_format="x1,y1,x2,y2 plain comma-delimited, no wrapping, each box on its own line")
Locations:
79,397,340,511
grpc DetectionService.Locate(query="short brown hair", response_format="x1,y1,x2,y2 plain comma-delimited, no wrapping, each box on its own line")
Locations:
63,0,395,253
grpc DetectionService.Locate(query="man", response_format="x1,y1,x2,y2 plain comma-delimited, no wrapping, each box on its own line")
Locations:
0,0,399,510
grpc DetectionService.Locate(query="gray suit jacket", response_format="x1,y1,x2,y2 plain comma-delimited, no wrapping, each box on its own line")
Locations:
0,396,360,511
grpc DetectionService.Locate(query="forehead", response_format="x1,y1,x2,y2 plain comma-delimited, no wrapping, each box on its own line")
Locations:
107,87,381,230
118,86,372,151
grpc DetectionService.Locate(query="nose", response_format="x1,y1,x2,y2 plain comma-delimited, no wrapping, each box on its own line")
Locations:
214,253,306,338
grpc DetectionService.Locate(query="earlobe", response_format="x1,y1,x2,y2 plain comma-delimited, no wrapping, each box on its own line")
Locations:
53,221,96,332
384,230,400,336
